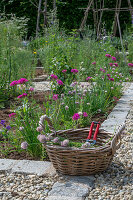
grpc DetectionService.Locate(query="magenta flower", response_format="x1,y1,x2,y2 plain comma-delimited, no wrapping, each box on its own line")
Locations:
102,69,105,73
22,93,27,97
107,74,111,78
100,68,103,71
17,78,28,84
109,63,113,66
71,69,78,73
112,56,116,61
105,54,111,58
17,95,23,99
9,113,16,118
109,78,114,81
57,79,63,85
72,113,80,120
128,63,133,67
62,69,67,73
92,62,96,65
50,74,58,80
114,63,118,67
10,80,18,86
21,141,28,149
37,135,47,143
53,94,58,101
29,87,34,91
86,77,92,81
83,112,88,117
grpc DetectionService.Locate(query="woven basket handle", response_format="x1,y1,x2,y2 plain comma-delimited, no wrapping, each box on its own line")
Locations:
39,115,56,135
111,123,125,155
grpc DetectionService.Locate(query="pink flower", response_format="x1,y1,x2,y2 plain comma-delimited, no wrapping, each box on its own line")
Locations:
112,56,116,61
109,63,113,66
100,68,103,71
102,69,105,73
83,112,88,117
57,79,63,85
107,74,111,78
62,69,67,73
114,63,118,67
61,139,69,147
53,94,58,101
37,135,47,143
105,54,111,58
17,78,28,84
17,95,23,99
92,62,96,65
36,126,43,132
29,87,34,91
10,80,18,86
128,63,133,67
72,113,80,120
21,142,28,149
9,113,16,118
86,77,92,81
109,78,114,81
50,74,58,80
65,106,69,110
22,93,27,97
71,69,78,74
113,96,119,101
52,137,60,143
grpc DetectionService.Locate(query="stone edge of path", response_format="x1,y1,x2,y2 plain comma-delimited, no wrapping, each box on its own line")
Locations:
0,82,133,176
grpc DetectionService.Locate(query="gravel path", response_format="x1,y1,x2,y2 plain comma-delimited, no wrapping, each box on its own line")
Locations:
86,101,133,200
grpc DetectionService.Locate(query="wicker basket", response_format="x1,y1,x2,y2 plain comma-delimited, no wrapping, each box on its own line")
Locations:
39,115,124,175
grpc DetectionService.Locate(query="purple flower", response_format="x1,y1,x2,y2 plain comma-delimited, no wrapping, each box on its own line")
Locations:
6,126,11,130
0,120,6,125
62,69,67,73
50,74,58,80
100,68,103,71
107,74,111,78
83,112,88,117
36,126,43,132
22,93,27,97
86,77,92,81
109,78,114,81
29,87,34,91
75,101,79,104
17,95,23,99
61,139,69,147
92,62,96,65
72,113,80,120
52,137,60,143
71,69,78,74
102,69,105,73
105,54,111,58
10,80,18,86
21,142,28,149
65,106,69,110
112,56,116,61
53,94,58,101
57,79,63,85
37,134,47,143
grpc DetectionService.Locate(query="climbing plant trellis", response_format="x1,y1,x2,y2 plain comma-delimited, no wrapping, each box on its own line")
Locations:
79,0,133,38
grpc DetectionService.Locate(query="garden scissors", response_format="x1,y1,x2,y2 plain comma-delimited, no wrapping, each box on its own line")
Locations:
86,121,100,145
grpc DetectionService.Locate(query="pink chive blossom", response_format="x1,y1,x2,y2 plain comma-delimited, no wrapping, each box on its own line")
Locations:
62,69,67,73
107,74,111,78
52,137,60,143
17,95,23,99
112,56,116,61
17,78,28,84
100,68,103,71
114,63,118,67
19,126,24,131
83,112,88,117
65,106,69,110
10,80,18,86
57,79,63,85
109,78,114,81
109,63,113,66
9,113,16,118
36,126,43,132
112,68,115,70
23,93,27,97
21,142,28,149
53,94,58,101
125,78,129,81
61,139,69,147
50,74,58,80
102,69,105,73
29,87,34,91
72,113,80,120
37,134,47,143
86,77,92,81
105,54,111,58
111,87,114,90
71,69,78,73
81,142,91,148
128,63,133,67
92,62,96,65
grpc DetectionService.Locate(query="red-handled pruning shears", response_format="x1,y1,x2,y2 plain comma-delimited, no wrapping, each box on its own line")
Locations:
86,121,100,145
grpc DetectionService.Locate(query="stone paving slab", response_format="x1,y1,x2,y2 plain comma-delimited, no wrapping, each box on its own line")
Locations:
45,196,85,200
0,159,18,173
11,160,52,176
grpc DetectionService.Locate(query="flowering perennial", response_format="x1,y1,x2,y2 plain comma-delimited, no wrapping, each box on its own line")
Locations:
72,113,80,120
71,69,78,73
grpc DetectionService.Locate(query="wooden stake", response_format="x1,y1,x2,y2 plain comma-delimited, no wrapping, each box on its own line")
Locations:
113,0,122,36
36,0,42,38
